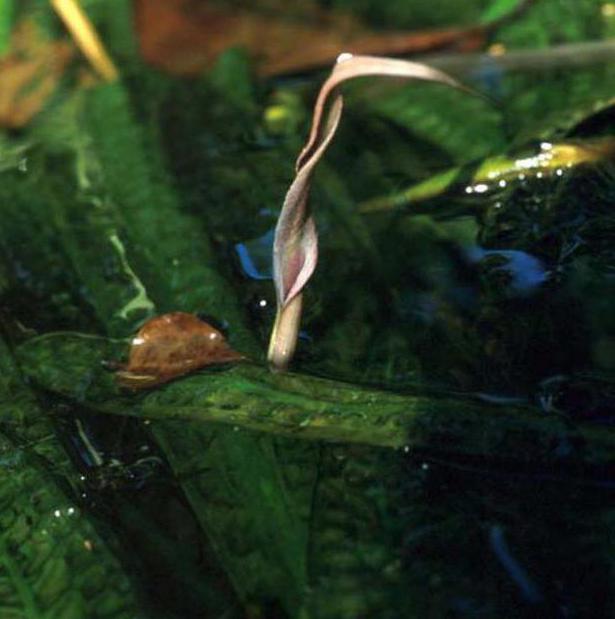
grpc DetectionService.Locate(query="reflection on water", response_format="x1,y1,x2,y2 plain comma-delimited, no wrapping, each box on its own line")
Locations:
465,246,549,296
234,228,274,280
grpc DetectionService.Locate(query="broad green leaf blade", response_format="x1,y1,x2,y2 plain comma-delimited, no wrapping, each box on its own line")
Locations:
18,332,615,469
17,331,407,447
153,423,315,612
29,110,156,337
80,82,260,353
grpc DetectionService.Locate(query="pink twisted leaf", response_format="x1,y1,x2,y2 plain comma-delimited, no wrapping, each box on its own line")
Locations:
268,54,472,370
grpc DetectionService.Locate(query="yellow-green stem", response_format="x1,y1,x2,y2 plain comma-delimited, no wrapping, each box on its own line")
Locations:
268,293,303,371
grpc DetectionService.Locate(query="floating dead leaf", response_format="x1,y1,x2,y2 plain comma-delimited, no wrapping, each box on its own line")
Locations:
0,20,73,128
135,0,531,78
116,312,245,390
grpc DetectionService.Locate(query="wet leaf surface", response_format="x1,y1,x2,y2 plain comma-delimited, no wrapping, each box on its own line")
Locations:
0,338,142,619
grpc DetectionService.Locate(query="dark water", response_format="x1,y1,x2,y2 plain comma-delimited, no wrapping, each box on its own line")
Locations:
222,122,615,618
7,103,615,619
223,71,615,619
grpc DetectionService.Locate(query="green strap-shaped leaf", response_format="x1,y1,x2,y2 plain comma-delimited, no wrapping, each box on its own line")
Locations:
80,82,260,353
20,80,316,616
18,331,615,618
0,342,142,619
18,332,615,470
359,138,615,214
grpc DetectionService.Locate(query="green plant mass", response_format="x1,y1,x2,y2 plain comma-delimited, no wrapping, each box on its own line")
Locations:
0,0,614,617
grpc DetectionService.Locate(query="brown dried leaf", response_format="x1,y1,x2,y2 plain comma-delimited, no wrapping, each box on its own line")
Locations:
0,21,73,128
116,312,245,390
135,0,505,78
267,54,474,370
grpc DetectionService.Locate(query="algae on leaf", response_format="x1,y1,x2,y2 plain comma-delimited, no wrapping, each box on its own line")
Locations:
18,331,615,476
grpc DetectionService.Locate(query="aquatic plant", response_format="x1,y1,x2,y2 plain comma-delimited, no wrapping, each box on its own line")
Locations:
268,53,472,370
0,0,614,617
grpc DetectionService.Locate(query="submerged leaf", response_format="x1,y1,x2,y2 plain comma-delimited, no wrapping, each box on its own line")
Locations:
268,54,473,370
0,338,141,619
